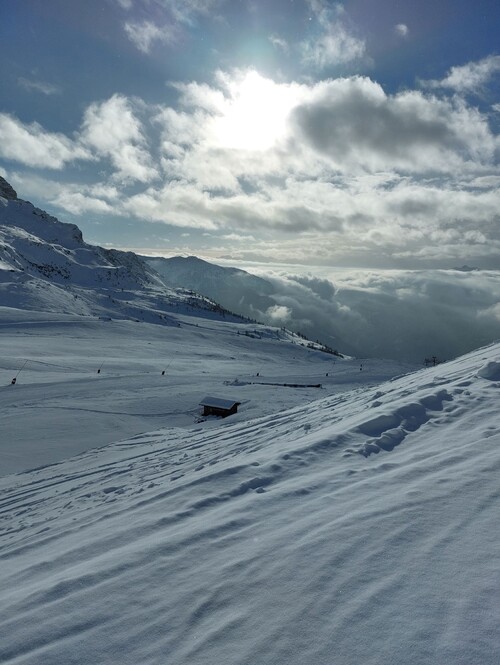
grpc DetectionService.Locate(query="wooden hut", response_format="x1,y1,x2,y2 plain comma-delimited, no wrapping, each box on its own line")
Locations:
199,396,241,418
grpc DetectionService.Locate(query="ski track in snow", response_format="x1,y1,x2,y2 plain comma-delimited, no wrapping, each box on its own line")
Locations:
1,341,500,664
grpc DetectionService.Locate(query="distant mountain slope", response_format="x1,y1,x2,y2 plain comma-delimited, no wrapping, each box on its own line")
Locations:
146,254,277,318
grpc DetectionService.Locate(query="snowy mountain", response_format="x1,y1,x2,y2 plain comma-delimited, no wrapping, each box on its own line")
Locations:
0,177,242,324
1,177,155,288
146,253,278,319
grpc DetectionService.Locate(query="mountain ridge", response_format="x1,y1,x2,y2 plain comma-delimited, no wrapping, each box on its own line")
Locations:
0,179,251,326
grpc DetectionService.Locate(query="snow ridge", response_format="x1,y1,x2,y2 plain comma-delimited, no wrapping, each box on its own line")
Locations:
0,182,250,324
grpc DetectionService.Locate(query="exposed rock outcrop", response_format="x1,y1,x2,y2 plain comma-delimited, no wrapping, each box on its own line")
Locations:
0,176,18,200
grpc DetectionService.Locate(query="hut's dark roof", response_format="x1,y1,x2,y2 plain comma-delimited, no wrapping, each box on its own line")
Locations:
200,396,241,409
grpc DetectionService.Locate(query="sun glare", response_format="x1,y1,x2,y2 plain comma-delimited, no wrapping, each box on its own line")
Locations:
211,71,297,151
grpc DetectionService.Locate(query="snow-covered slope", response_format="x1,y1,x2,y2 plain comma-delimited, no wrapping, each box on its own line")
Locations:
146,254,278,320
0,180,242,324
1,340,499,664
0,309,409,476
147,254,272,298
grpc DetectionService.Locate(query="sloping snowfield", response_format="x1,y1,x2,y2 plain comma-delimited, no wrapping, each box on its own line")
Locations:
1,324,499,664
0,310,412,476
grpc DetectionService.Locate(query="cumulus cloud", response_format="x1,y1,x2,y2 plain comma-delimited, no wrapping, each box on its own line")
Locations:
123,182,218,229
51,192,115,215
0,114,92,169
301,1,365,68
5,172,123,217
80,94,157,182
158,70,495,184
479,302,500,322
428,55,500,93
266,304,292,323
4,65,497,270
0,96,158,182
123,69,497,265
290,76,495,172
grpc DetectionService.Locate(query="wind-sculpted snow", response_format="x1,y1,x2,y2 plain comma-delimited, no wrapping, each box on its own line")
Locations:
1,343,500,664
478,359,500,380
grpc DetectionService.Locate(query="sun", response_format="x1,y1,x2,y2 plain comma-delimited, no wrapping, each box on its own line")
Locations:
210,70,297,151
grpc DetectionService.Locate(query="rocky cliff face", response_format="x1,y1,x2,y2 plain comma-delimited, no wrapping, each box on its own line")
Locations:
0,176,18,200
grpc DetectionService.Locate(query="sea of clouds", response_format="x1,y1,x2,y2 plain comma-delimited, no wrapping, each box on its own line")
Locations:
216,261,500,363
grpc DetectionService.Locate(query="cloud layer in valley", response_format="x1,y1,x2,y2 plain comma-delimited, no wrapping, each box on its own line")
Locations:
171,260,500,363
272,267,500,363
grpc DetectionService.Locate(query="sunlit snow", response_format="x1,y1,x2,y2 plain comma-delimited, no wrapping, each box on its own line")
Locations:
1,182,499,664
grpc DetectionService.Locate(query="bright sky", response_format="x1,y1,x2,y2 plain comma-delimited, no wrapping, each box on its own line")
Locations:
1,0,499,268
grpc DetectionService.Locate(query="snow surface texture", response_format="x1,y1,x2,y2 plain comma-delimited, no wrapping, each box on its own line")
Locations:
1,337,500,664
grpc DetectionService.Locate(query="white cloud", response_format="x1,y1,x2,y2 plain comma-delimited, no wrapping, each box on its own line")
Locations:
108,69,498,267
51,192,115,215
479,302,500,322
4,172,123,217
394,23,409,38
124,20,177,53
269,34,289,53
429,55,500,93
0,114,92,169
221,233,256,242
123,183,218,229
18,77,61,95
5,65,497,271
166,0,223,25
301,1,365,68
266,304,292,323
80,94,157,183
291,76,495,172
123,1,223,52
